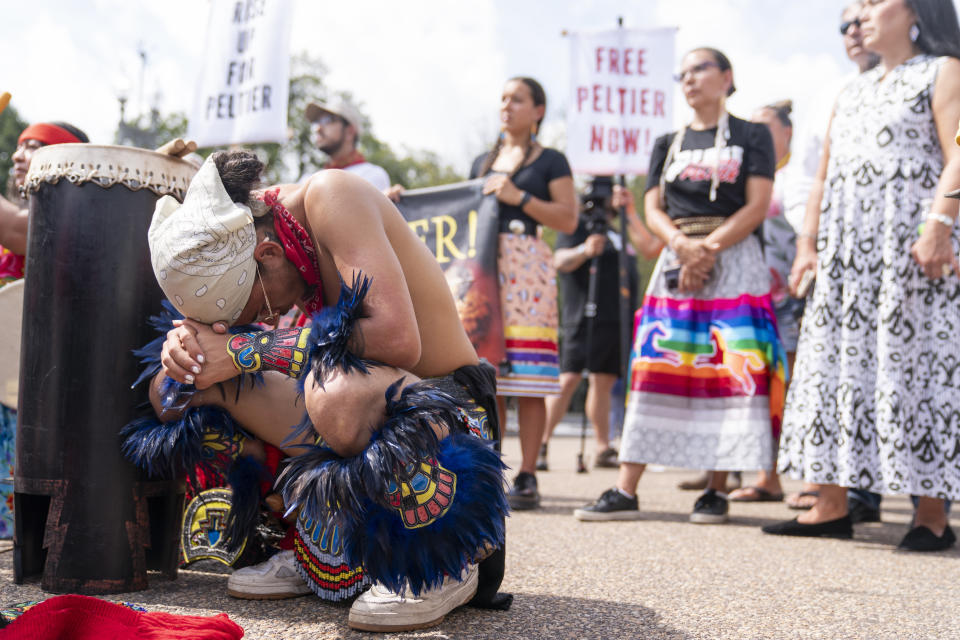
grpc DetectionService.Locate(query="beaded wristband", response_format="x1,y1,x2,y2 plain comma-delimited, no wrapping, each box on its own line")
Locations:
227,327,312,378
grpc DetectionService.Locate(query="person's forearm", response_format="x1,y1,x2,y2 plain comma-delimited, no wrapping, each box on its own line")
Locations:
930,156,960,219
795,176,826,251
520,196,578,234
645,205,680,248
626,214,665,260
703,201,768,251
554,245,591,272
0,197,28,254
226,327,313,378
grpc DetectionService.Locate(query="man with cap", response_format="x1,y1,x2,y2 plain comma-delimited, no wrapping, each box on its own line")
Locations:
142,150,509,631
304,97,396,196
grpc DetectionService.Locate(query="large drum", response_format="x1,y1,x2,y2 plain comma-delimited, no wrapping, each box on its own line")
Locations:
15,145,196,594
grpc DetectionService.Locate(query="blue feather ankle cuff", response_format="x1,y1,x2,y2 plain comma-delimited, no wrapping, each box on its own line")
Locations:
278,379,508,596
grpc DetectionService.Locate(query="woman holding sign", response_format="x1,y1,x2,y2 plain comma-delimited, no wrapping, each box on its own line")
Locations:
470,77,577,510
575,48,785,524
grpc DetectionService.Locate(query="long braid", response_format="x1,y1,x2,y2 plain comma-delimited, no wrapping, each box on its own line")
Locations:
659,126,687,209
512,134,536,178
659,101,730,208
709,98,730,202
478,134,505,177
479,128,537,179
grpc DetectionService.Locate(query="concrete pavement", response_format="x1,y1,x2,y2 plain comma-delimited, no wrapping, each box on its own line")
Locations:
1,433,958,639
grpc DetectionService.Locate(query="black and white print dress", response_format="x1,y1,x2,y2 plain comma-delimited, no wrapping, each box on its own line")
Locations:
778,55,960,499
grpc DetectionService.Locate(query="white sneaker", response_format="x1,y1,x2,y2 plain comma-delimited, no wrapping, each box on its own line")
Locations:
348,564,478,632
227,550,313,599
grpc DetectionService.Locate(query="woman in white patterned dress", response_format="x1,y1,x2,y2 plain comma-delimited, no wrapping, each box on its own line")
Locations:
766,0,960,551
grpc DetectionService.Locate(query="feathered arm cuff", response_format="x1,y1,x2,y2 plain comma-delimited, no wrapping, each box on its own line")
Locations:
299,270,380,392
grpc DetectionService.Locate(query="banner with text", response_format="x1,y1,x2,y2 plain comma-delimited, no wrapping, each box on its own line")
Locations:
396,180,505,366
188,0,292,147
567,27,676,175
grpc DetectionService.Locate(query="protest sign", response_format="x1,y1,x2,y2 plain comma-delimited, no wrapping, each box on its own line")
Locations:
567,27,676,175
396,180,505,366
188,0,292,146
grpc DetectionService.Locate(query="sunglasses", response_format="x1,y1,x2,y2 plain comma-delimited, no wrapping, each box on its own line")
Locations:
840,17,861,35
310,113,344,127
673,61,720,82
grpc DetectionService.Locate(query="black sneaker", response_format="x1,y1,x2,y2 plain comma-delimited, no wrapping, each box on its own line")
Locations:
508,472,540,510
573,488,642,521
536,443,549,471
847,499,881,524
690,489,729,524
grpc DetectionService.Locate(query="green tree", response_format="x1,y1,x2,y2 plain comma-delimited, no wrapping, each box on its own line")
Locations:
115,109,188,150
363,136,463,189
0,104,29,198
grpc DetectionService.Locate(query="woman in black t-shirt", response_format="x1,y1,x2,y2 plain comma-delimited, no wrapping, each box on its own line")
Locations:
469,77,577,511
575,48,786,525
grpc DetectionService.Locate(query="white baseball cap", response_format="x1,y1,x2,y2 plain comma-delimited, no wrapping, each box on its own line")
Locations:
305,97,363,137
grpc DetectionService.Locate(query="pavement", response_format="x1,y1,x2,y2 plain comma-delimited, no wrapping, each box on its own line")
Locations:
1,431,959,639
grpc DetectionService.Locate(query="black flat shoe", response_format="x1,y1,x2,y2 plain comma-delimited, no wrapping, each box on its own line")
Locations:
898,524,956,552
761,515,853,539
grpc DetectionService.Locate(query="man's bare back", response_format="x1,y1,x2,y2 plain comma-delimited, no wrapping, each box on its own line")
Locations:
272,170,477,378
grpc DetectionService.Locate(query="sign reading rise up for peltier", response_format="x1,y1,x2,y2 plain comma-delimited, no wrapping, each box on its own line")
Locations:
188,0,292,147
567,27,676,176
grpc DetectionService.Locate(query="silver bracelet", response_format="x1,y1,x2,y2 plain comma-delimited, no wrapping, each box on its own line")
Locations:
927,212,955,227
796,231,817,241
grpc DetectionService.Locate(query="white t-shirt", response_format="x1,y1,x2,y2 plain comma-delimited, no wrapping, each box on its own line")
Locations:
344,162,390,191
298,161,390,192
781,71,859,231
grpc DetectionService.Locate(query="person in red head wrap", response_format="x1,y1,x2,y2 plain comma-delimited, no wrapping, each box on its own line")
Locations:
0,120,87,540
0,121,88,284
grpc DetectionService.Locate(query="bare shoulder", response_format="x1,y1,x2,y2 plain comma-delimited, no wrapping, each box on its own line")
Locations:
932,58,960,116
305,169,380,204
935,57,960,91
303,170,385,229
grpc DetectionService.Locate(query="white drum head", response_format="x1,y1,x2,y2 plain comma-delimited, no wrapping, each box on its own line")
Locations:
0,279,24,410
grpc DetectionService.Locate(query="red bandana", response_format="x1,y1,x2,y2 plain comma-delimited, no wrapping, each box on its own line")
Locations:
18,123,82,146
324,150,367,170
260,189,324,315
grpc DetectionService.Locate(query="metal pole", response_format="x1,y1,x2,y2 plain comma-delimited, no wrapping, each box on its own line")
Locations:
616,16,632,435
578,252,602,474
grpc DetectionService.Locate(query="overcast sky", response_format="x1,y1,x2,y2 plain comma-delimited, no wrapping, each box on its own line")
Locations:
5,1,960,178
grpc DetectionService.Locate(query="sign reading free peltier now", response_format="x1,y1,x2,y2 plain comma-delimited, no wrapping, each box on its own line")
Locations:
567,27,676,176
188,0,292,147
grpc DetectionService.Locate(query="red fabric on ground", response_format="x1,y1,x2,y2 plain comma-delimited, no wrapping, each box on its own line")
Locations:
1,594,243,640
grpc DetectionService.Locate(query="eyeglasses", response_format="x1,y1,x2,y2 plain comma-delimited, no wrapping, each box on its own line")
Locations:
310,113,342,127
673,61,720,82
840,18,861,35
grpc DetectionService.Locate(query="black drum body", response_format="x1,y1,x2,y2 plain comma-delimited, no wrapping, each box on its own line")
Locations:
14,145,195,593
